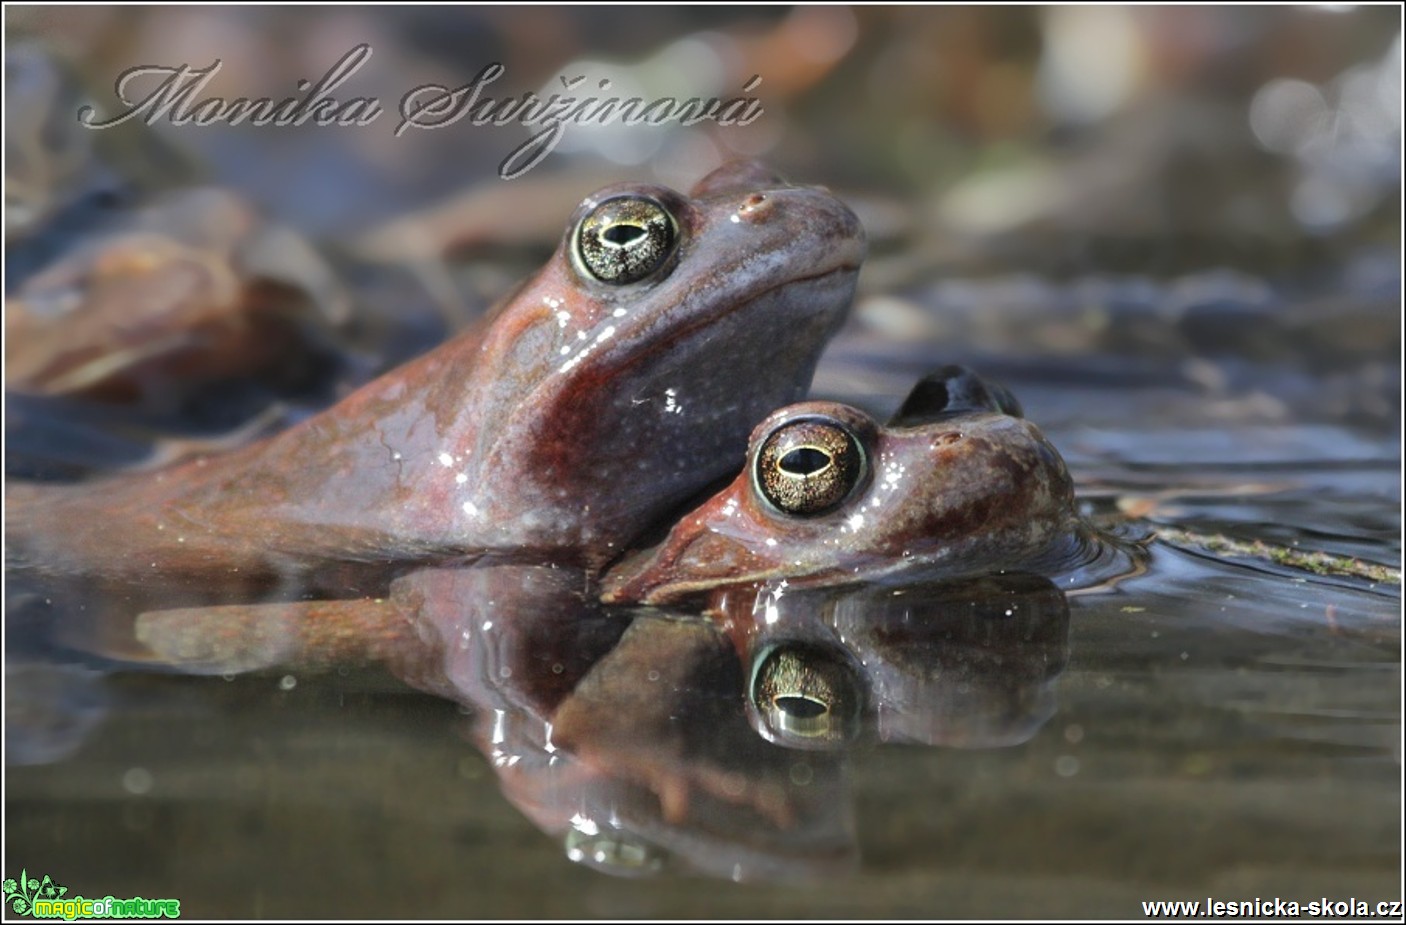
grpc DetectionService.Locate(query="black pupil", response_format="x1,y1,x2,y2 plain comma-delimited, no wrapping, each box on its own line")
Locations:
779,447,830,475
602,224,645,246
775,695,828,719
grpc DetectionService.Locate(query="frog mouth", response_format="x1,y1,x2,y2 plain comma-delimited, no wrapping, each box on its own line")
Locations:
625,263,862,364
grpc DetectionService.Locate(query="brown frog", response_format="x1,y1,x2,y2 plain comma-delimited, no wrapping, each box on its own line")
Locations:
6,161,866,603
117,366,1091,880
5,187,349,404
602,366,1098,606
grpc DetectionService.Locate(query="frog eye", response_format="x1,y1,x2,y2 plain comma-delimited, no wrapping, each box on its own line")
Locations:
753,416,866,517
575,195,677,284
749,643,864,749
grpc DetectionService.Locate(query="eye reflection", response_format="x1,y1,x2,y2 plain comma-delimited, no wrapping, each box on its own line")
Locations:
748,643,865,749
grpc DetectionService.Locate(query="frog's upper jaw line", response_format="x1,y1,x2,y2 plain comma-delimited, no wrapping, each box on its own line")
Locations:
605,264,859,381
602,526,1084,608
600,414,1085,607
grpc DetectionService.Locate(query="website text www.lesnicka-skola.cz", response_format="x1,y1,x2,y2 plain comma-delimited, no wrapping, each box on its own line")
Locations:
1142,897,1403,918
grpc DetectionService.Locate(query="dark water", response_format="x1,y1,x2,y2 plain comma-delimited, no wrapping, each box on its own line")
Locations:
5,6,1402,919
6,325,1400,917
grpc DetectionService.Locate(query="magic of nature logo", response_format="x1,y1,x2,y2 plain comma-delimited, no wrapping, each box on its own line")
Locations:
4,868,180,919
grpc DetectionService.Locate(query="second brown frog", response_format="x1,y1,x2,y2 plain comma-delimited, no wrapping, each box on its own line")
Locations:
604,365,1114,608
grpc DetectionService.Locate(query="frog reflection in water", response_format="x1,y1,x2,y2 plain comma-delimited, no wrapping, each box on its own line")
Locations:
135,545,1073,880
7,160,865,599
9,159,1109,879
130,367,1094,878
427,369,1088,878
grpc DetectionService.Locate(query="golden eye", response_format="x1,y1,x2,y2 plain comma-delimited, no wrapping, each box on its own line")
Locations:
753,416,865,516
574,196,677,284
749,644,863,748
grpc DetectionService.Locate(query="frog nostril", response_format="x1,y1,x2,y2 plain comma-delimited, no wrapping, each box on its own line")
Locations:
737,193,769,217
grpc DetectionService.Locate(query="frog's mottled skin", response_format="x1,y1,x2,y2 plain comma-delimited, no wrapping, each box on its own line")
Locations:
7,161,865,590
602,401,1089,606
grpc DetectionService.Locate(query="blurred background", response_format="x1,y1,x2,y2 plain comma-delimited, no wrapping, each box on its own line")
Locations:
4,6,1401,919
7,5,1399,418
7,5,1399,256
